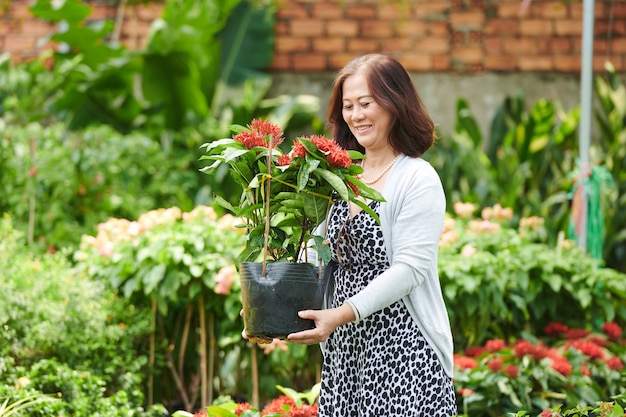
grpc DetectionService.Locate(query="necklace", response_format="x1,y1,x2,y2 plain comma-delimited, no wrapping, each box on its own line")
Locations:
358,154,400,185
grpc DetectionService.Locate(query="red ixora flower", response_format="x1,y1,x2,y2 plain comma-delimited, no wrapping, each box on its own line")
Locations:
568,339,605,359
602,322,623,340
485,339,506,352
544,322,569,336
454,354,479,370
235,403,253,415
249,118,285,146
234,118,285,149
605,356,624,371
292,135,352,168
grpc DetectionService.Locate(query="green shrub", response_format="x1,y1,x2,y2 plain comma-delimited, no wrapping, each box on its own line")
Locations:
439,203,626,350
0,215,165,416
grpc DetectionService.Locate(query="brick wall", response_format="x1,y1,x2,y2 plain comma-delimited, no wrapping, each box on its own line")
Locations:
1,0,625,73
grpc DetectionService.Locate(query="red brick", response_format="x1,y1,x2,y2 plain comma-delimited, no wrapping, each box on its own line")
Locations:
290,19,325,37
452,46,483,64
610,38,626,54
312,3,343,19
484,55,517,71
497,3,524,18
395,20,427,37
449,11,485,28
275,21,289,36
270,53,292,71
346,38,379,52
535,1,568,19
89,5,113,20
484,36,503,53
451,31,464,45
381,37,414,52
327,20,358,37
378,4,401,20
276,2,309,19
329,53,359,69
400,53,433,71
429,21,449,36
312,37,345,53
519,19,554,36
415,2,448,18
345,5,376,19
593,38,608,54
135,4,163,21
360,20,393,38
503,37,537,54
517,55,553,70
484,18,518,35
549,37,572,53
553,55,581,72
292,53,327,71
416,37,450,54
275,36,311,53
431,54,451,70
9,3,33,19
18,19,54,37
468,30,482,44
554,20,582,36
4,35,37,54
609,3,626,18
569,2,602,20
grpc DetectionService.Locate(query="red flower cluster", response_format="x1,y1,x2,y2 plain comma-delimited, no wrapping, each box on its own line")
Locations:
286,135,352,169
544,322,569,336
602,321,623,340
260,395,318,417
485,338,506,352
235,403,253,415
234,118,285,149
454,354,479,370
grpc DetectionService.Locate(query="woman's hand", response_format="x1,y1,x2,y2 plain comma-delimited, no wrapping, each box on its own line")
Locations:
287,304,355,345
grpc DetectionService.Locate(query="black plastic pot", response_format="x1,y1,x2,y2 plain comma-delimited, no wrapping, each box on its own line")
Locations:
240,262,325,339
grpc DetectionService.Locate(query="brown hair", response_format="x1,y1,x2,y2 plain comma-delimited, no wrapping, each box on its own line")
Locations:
327,54,435,157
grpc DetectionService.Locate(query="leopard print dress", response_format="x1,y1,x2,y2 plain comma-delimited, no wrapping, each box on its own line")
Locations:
319,201,457,417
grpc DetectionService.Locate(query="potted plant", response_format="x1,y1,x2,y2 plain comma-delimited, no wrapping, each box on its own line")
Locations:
200,118,383,340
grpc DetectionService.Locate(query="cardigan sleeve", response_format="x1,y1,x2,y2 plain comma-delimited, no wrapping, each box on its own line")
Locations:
346,159,446,320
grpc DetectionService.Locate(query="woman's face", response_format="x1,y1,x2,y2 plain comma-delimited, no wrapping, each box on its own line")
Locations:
341,71,393,152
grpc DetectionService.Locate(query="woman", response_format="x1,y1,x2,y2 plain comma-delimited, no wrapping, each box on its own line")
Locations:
287,54,457,416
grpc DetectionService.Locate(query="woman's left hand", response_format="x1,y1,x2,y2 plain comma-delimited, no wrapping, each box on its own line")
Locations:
287,304,355,345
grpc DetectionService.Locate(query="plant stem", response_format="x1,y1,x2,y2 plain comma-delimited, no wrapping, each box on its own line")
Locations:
199,296,208,408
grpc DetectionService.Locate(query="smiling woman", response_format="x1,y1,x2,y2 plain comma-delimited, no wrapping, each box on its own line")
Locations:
283,54,458,417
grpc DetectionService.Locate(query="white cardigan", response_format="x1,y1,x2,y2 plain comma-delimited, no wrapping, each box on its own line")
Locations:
343,154,454,378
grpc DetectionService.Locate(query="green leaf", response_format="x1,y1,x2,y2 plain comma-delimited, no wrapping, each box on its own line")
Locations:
142,264,167,295
314,169,349,201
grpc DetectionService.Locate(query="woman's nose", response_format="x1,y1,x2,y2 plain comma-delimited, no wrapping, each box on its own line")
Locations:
351,110,363,121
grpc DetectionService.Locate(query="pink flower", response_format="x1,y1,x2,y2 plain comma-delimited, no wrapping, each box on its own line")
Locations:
461,244,477,257
453,202,475,218
214,265,236,295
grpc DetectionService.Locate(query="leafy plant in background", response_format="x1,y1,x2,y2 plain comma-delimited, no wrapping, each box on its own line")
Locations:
0,215,166,417
454,323,625,417
439,202,626,349
593,61,626,272
75,206,245,410
0,123,199,251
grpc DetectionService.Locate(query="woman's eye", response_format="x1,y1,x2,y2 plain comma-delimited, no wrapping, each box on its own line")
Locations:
343,105,353,110
361,102,370,108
